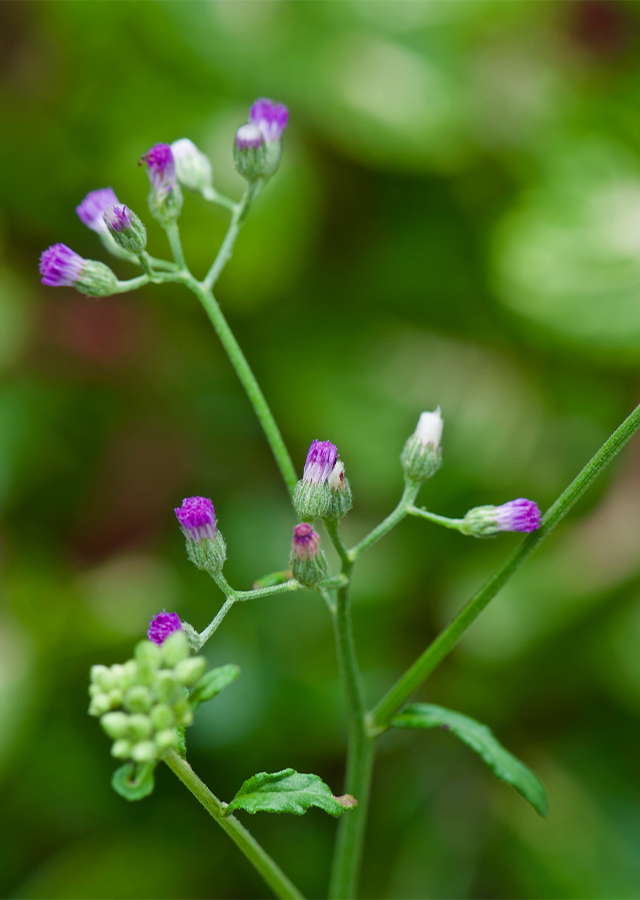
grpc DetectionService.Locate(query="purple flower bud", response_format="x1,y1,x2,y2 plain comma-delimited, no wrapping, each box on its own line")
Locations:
174,496,217,543
76,188,120,233
234,124,265,150
141,143,176,193
104,204,133,233
250,98,289,143
148,610,182,645
494,498,541,533
39,243,84,286
291,523,321,560
303,440,339,485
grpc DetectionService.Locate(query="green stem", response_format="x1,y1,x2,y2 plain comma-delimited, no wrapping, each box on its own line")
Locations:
202,185,237,212
197,580,302,648
349,482,421,560
203,181,263,291
197,596,235,647
185,277,297,496
324,519,352,567
163,751,304,900
407,506,464,530
165,221,186,269
114,275,150,293
329,571,375,900
370,402,640,732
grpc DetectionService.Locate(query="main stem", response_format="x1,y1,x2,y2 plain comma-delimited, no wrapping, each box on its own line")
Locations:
370,402,640,731
186,278,297,496
164,751,304,900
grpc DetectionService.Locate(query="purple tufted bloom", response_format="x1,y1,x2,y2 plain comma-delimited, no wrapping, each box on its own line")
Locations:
76,188,120,233
39,243,85,287
292,523,320,560
303,440,339,484
494,498,541,533
104,204,133,233
148,610,182,645
250,98,289,143
141,143,176,193
175,496,217,543
235,124,265,150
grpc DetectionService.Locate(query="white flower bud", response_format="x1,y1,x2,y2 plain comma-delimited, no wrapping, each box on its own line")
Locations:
415,407,443,449
171,138,213,194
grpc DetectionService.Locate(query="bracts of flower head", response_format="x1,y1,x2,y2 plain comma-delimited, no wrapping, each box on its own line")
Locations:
293,440,352,521
401,407,444,483
233,123,268,181
76,187,134,261
249,98,289,176
39,243,118,297
103,204,147,254
289,523,328,588
141,143,183,224
171,138,213,195
174,496,227,576
460,498,541,538
89,631,207,784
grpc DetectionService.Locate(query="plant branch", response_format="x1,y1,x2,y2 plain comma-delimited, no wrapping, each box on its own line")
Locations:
407,506,464,530
163,751,304,900
165,221,186,269
203,180,263,291
349,481,421,560
369,402,640,732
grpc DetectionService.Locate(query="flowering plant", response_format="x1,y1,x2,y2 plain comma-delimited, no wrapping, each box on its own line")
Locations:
40,98,640,899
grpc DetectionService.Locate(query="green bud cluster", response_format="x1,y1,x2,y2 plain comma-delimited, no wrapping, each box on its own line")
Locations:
88,631,205,764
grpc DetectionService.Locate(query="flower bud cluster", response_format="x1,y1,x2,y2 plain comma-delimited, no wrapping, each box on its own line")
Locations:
294,440,352,522
88,631,205,764
234,98,289,181
401,408,443,483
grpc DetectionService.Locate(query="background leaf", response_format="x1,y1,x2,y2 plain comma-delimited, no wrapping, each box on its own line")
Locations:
228,768,355,818
392,703,548,817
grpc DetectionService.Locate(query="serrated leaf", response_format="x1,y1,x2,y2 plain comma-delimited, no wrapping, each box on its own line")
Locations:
392,703,548,817
228,768,356,818
111,762,155,801
189,664,240,708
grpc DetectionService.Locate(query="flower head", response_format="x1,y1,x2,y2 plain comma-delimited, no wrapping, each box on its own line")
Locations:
415,407,443,449
303,440,339,484
39,243,84,287
76,188,119,233
171,138,213,193
147,610,182,645
401,407,444,483
234,123,265,150
104,204,133,233
250,98,289,143
141,143,176,193
174,496,217,543
494,498,541,533
291,523,320,560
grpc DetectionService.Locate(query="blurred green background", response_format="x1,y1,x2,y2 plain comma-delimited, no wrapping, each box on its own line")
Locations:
3,1,640,897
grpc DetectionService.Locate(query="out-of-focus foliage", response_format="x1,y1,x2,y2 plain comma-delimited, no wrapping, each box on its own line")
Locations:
2,1,640,898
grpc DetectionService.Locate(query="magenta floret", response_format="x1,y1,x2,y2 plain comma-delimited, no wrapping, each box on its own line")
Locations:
141,143,176,192
303,440,339,484
495,498,541,533
76,188,120,233
175,496,217,542
250,98,289,142
148,610,182,645
104,204,133,233
39,243,84,287
292,523,320,559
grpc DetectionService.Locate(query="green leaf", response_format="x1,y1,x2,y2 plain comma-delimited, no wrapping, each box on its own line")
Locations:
189,664,240,708
111,762,155,801
392,703,548,817
252,570,292,589
228,768,357,818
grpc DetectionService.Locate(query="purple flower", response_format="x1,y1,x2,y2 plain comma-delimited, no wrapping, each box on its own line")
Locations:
103,204,133,233
175,496,217,543
494,498,541,533
250,98,289,143
76,188,120,233
141,143,176,193
291,523,320,560
148,610,182,645
303,440,339,484
39,243,84,287
235,124,265,150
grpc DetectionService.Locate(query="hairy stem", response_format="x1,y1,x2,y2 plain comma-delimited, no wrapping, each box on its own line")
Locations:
164,751,304,900
203,181,263,291
407,506,464,530
370,402,640,732
349,481,421,560
165,221,186,269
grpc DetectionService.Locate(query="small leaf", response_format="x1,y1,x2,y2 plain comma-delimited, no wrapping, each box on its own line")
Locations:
228,768,356,818
111,762,155,801
392,703,548,817
189,664,240,708
252,570,292,590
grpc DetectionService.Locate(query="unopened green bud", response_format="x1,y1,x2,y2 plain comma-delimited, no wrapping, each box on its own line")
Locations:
174,657,206,687
150,704,174,731
154,670,181,704
131,740,158,763
161,630,189,668
185,532,227,577
401,408,443,483
76,260,119,298
111,739,133,759
101,712,131,740
135,640,162,668
155,728,179,751
323,461,353,521
173,696,194,727
91,665,116,692
103,205,147,254
89,693,113,717
121,660,138,689
128,714,153,741
290,524,328,588
233,124,267,181
108,688,123,707
123,686,153,714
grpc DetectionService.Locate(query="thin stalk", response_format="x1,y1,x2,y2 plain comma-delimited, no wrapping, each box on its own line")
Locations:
114,275,150,293
185,277,297,496
349,482,421,560
165,221,186,269
164,751,304,900
197,580,302,648
203,181,263,291
407,506,464,530
197,596,235,647
202,185,237,212
370,402,640,732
